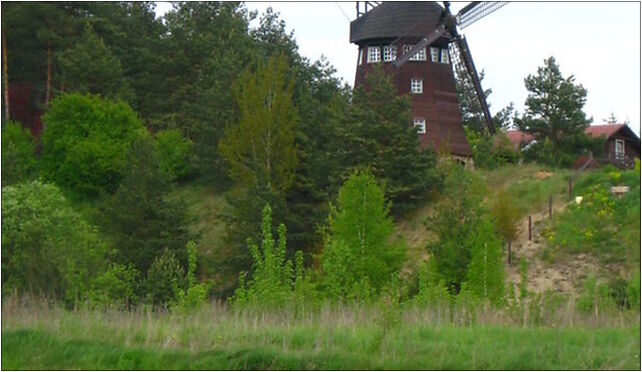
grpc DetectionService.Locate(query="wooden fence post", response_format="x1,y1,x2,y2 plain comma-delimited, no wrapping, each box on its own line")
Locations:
507,240,512,264
568,176,573,196
528,215,532,241
548,195,552,219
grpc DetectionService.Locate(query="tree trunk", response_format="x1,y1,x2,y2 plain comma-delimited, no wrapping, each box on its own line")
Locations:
3,33,9,120
46,45,52,106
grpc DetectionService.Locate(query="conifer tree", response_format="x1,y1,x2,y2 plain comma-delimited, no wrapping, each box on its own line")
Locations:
337,66,438,216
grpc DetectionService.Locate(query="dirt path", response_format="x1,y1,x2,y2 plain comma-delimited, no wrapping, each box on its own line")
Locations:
505,200,599,296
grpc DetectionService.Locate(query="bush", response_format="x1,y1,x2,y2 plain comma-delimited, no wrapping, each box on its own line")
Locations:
174,241,208,311
146,250,185,308
89,263,140,310
1,180,107,305
154,129,193,181
41,93,145,196
232,204,305,308
1,121,37,186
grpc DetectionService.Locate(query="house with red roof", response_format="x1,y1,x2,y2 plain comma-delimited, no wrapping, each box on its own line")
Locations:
505,124,640,168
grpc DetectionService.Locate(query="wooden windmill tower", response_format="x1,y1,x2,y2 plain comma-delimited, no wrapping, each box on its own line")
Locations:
350,1,506,165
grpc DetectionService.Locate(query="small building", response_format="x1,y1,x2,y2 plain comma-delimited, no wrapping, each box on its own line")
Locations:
505,124,641,168
585,124,640,168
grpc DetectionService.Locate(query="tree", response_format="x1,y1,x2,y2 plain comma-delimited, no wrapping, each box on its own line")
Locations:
491,188,522,263
57,23,132,100
1,121,37,186
1,180,107,305
160,2,255,184
320,170,405,300
426,163,488,294
100,136,191,275
41,93,145,196
219,54,299,195
515,57,592,166
465,217,505,305
337,67,438,216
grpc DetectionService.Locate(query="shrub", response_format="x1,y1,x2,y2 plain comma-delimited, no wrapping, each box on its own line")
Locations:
155,129,193,181
146,250,185,308
174,241,208,311
89,263,140,309
1,121,37,186
1,180,107,305
41,93,145,196
232,204,305,308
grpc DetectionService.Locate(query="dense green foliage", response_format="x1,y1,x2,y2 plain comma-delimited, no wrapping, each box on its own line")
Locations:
57,23,132,100
426,164,489,293
320,170,405,300
1,121,37,186
1,181,107,304
154,128,194,182
100,136,191,275
219,55,298,194
41,93,145,196
232,204,305,308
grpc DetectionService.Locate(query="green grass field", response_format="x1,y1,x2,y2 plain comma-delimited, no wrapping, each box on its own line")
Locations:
2,302,639,370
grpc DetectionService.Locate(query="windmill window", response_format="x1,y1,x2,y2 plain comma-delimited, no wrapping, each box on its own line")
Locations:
430,47,440,63
414,118,426,134
410,78,423,94
367,46,381,63
615,139,625,156
409,47,426,61
440,49,450,64
383,45,397,62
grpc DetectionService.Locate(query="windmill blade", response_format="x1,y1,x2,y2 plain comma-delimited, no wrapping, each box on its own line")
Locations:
457,2,508,29
453,34,495,134
393,24,447,68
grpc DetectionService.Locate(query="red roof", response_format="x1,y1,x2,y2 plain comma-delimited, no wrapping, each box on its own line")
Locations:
584,124,626,138
505,124,637,151
504,130,534,150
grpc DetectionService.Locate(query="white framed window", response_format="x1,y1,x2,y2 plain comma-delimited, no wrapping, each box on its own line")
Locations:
410,78,423,94
383,45,397,62
414,118,426,134
358,49,363,66
430,47,440,62
440,49,450,64
402,44,426,61
615,139,625,156
409,47,426,61
367,46,381,63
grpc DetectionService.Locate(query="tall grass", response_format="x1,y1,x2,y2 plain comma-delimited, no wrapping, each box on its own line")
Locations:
2,296,639,370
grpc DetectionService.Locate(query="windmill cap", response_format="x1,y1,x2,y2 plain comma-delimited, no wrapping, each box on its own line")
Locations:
350,1,445,44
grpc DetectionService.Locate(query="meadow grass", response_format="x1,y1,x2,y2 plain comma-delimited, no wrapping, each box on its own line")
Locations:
2,298,639,370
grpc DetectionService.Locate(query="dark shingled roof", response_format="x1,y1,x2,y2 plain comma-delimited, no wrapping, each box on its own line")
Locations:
350,2,445,44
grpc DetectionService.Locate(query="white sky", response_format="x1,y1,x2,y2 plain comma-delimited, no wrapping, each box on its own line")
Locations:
155,1,641,136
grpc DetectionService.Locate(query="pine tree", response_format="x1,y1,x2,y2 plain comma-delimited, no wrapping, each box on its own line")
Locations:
336,67,438,216
515,57,593,166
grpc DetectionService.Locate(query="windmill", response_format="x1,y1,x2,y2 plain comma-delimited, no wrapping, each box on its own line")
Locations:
350,1,507,164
